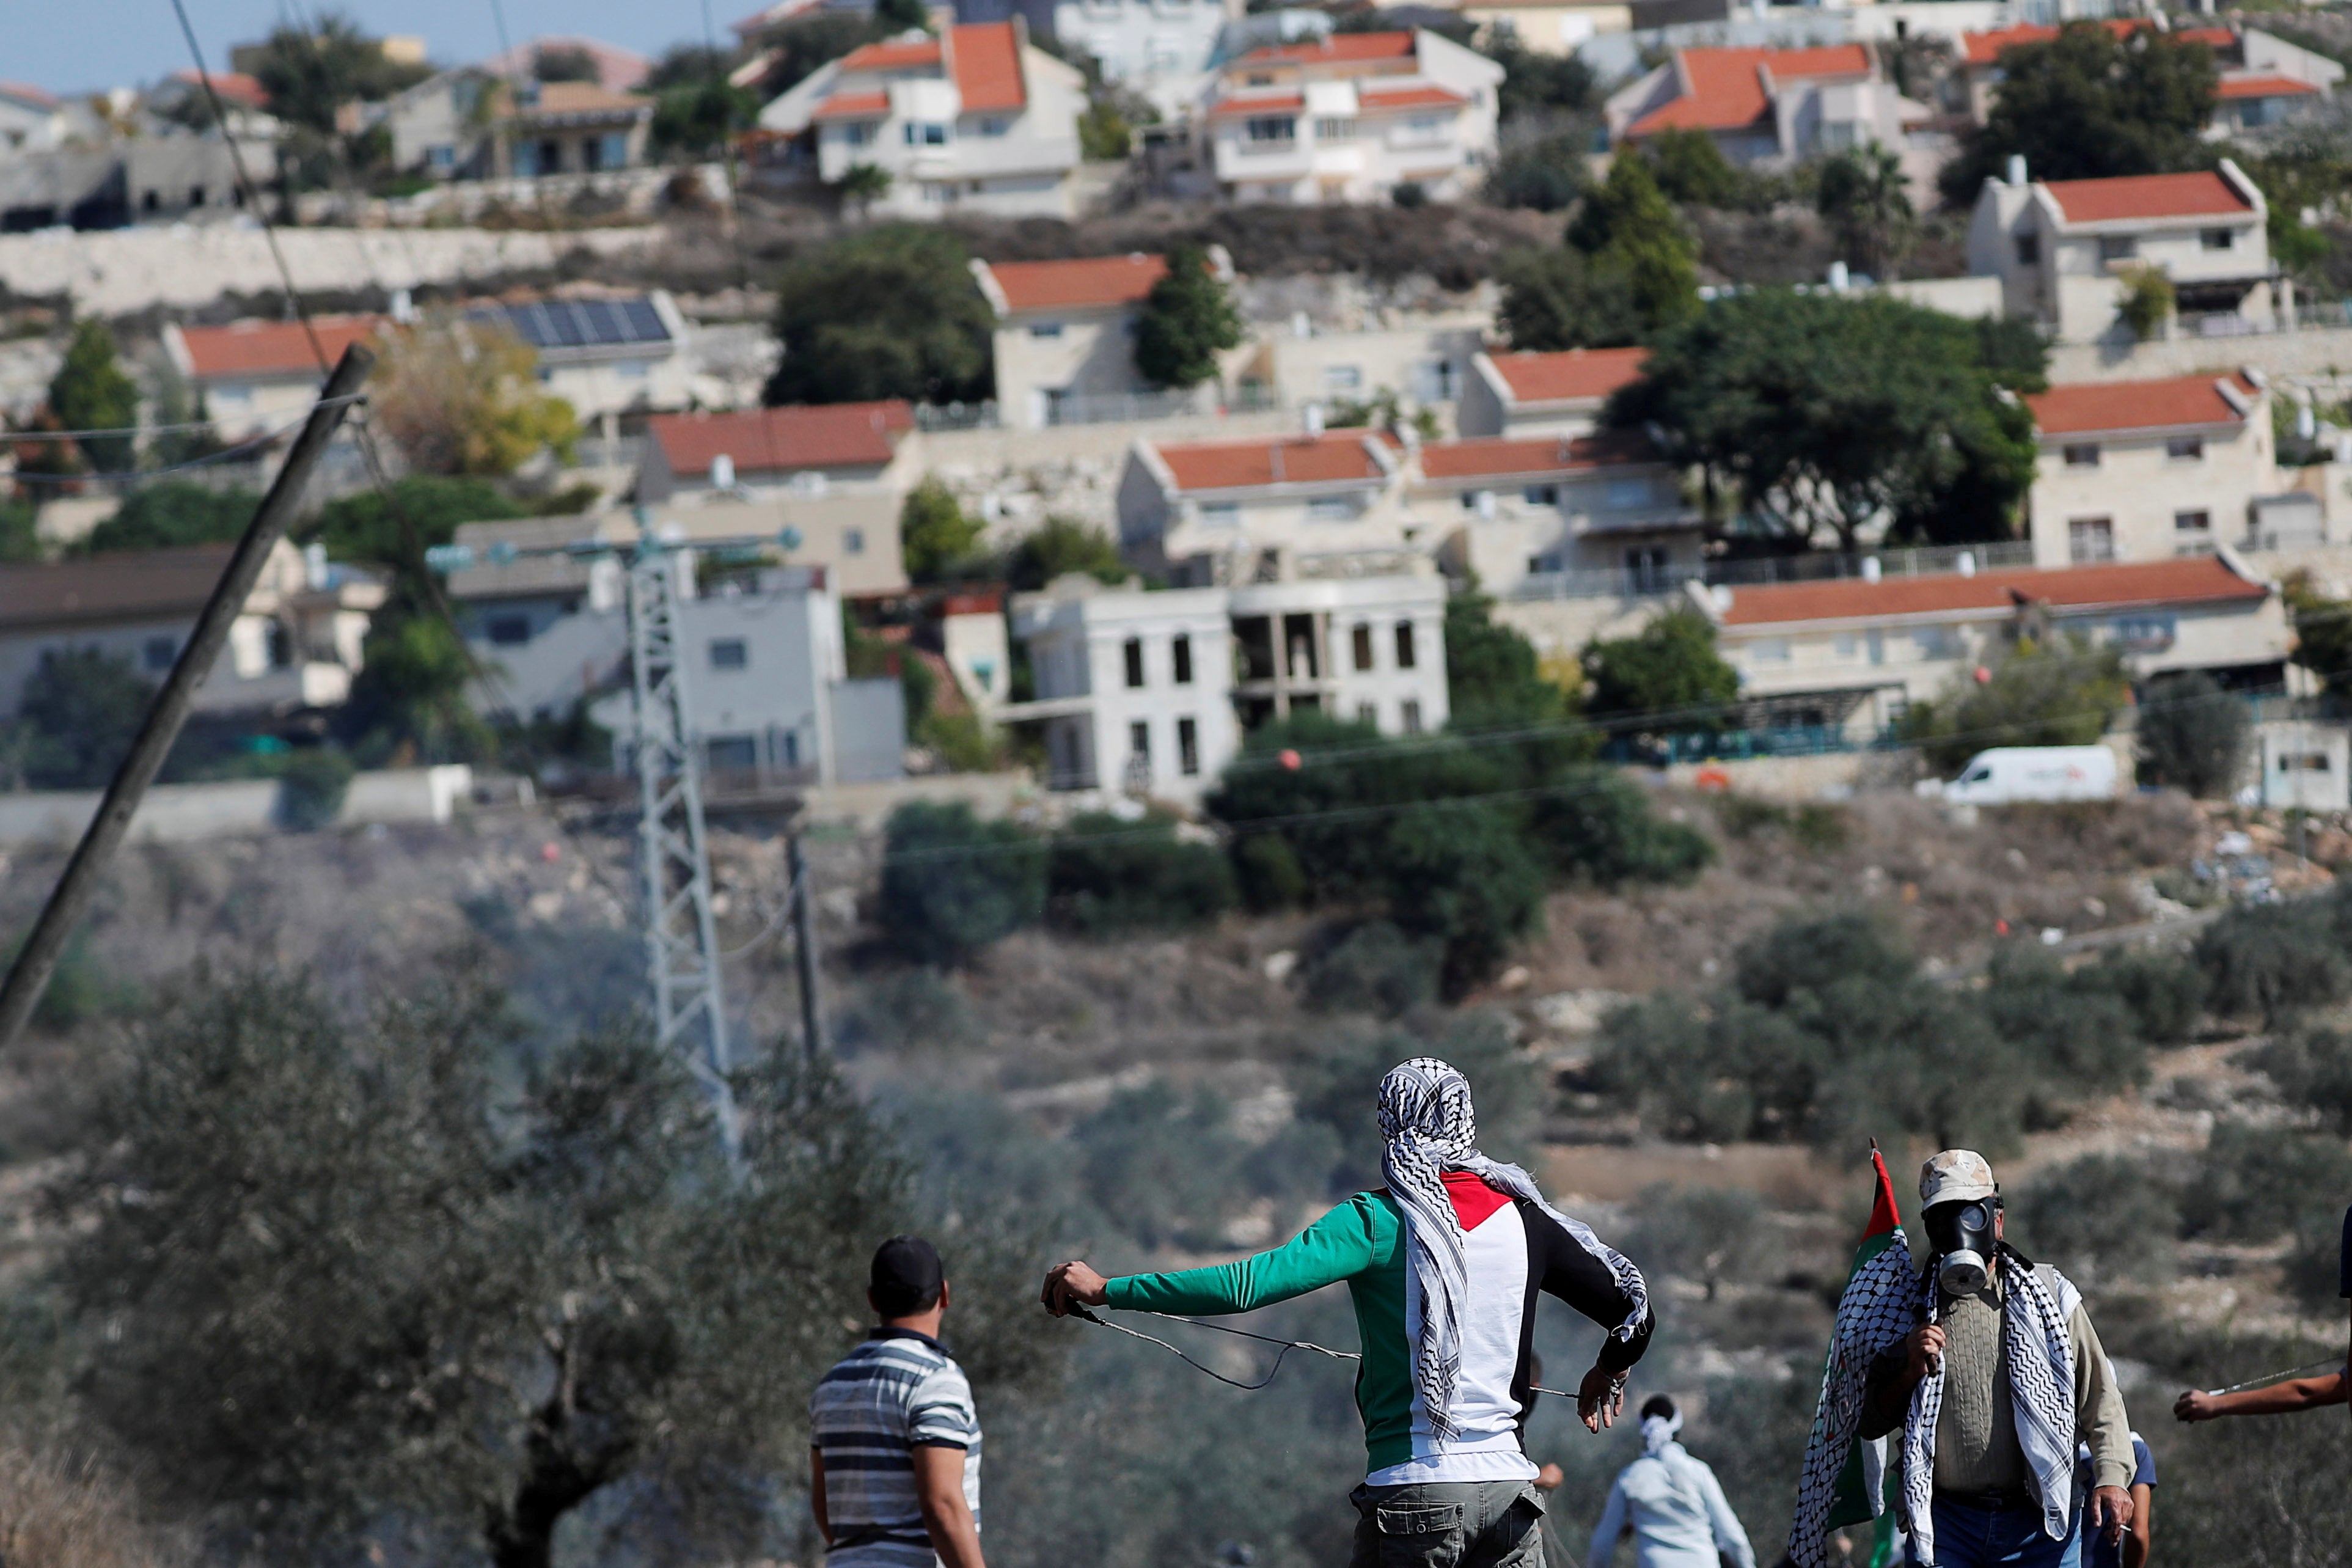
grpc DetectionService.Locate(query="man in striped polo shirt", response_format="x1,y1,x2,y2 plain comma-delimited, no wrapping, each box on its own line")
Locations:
810,1237,986,1568
1044,1058,1652,1568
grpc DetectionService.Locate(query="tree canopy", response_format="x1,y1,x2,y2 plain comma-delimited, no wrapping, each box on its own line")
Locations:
1896,636,2130,775
899,475,989,582
1815,142,1916,279
243,13,434,136
371,318,581,477
48,320,139,474
1580,608,1740,729
1605,289,2038,551
79,482,259,555
1564,153,1699,333
1132,245,1244,390
1938,24,2218,207
766,227,994,407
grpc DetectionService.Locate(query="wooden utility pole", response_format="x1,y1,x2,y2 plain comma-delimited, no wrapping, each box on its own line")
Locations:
0,345,374,1053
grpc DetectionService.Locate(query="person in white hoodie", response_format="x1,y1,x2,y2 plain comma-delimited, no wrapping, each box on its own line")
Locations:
1588,1396,1756,1568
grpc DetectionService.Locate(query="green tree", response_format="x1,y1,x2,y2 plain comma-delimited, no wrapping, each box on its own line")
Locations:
276,746,356,831
1627,1184,1771,1300
9,647,152,789
1486,133,1589,212
1580,607,1739,729
78,482,258,554
766,227,992,406
1815,142,1916,279
833,161,893,218
336,614,495,766
1077,100,1132,160
1938,25,2218,207
650,79,758,161
879,801,1045,964
643,43,738,90
2247,1026,2352,1134
1494,244,1641,351
1046,812,1237,935
2010,1152,2179,1285
1006,516,1125,592
0,497,36,562
899,475,989,582
1132,245,1243,390
2136,669,2249,798
47,320,139,474
246,12,434,135
1896,636,2128,774
2116,265,2175,342
1565,154,1699,334
1643,126,1747,209
2284,571,2352,699
373,318,580,477
1488,29,1595,122
2193,899,2352,1027
1443,587,1573,731
1610,289,2037,551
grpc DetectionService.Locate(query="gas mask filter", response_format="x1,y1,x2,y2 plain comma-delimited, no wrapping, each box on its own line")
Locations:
1925,1198,1998,1296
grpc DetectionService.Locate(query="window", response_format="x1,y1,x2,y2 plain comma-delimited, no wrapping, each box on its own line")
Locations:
2202,227,2237,251
978,116,1010,137
1199,501,1240,527
2175,509,2212,533
486,615,532,647
1178,717,1200,775
1307,495,1354,521
2068,516,2114,564
2097,236,2138,264
1605,478,1650,510
843,527,865,554
2280,751,2332,774
2111,614,2176,653
1124,636,1145,688
1172,633,1193,684
2062,443,2100,468
1129,720,1151,768
1913,627,1957,659
1523,484,1559,505
427,144,456,169
1834,632,1860,660
2014,233,2040,266
598,132,629,169
1323,365,1363,392
904,122,949,145
142,635,178,671
842,122,874,146
710,637,749,670
1749,638,1792,663
1400,699,1423,734
1245,115,1295,142
1394,621,1416,670
1626,546,1669,593
1028,321,1065,338
1339,623,1369,671
1459,489,1483,511
706,735,757,772
1314,117,1357,140
2166,436,2204,462
1399,112,1450,142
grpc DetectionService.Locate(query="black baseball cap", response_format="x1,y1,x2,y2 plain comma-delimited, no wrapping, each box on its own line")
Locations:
871,1235,944,1315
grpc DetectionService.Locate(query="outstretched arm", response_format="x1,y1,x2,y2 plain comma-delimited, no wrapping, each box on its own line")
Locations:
1043,1195,1380,1318
2175,1368,2348,1421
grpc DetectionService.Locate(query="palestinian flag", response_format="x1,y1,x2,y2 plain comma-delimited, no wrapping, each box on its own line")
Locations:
1824,1147,1906,1565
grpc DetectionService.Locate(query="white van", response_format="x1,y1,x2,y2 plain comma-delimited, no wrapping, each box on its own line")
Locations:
1932,746,2119,805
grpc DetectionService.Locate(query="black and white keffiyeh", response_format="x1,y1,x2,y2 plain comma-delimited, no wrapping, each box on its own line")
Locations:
1788,1233,1919,1568
1376,1057,1649,1443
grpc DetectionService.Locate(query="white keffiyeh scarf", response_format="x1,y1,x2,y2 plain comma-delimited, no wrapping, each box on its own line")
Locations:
1788,1241,2081,1568
1376,1057,1648,1443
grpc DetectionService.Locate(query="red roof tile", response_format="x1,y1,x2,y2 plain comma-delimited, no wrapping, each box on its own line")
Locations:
1156,432,1388,491
1358,85,1467,111
2043,170,2251,222
986,254,1168,313
177,314,386,379
1627,44,1872,136
2217,74,2323,99
1236,31,1420,66
1420,431,1657,480
173,68,269,109
949,22,1025,112
2025,374,2254,436
812,90,890,120
1720,556,2265,628
837,36,943,73
1206,93,1306,117
649,402,914,478
2174,26,2238,49
1486,346,1649,405
0,81,59,109
1958,20,2152,65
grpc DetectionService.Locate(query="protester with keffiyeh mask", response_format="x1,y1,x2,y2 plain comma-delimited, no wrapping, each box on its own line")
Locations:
1588,1396,1757,1568
1043,1057,1652,1568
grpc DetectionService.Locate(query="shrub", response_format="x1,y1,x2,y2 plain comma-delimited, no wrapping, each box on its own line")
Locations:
1979,946,2148,1100
2245,1027,2352,1134
2193,899,2351,1025
79,481,259,554
1046,812,1236,936
1897,637,2129,776
1378,802,1548,998
10,648,152,789
1302,921,1443,1018
1233,833,1305,912
2136,670,2249,799
2076,947,2205,1044
1391,181,1428,210
877,801,1044,964
2010,1152,2178,1284
1132,243,1244,390
1580,608,1740,729
2178,1123,2352,1240
832,969,985,1055
1528,771,1714,887
2117,265,2175,342
275,747,355,833
1486,134,1588,212
1627,1183,1771,1300
1072,1080,1251,1249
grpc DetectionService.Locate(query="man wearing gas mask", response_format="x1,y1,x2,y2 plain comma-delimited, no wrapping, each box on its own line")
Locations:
1855,1151,2135,1568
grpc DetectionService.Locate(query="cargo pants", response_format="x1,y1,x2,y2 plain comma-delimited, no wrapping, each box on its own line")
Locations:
1347,1479,1548,1568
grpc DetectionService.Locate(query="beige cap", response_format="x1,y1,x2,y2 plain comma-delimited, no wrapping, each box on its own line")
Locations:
1919,1149,1998,1209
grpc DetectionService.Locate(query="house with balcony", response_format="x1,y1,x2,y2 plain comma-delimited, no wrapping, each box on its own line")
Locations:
1604,43,1936,186
1691,554,2291,742
1006,566,1449,801
2020,372,2303,568
1456,346,1647,439
1234,315,1488,417
1966,161,2273,343
755,21,1088,219
1116,426,1413,584
972,249,1237,429
0,540,384,729
636,401,923,504
1198,29,1506,205
1409,431,1704,595
162,315,389,438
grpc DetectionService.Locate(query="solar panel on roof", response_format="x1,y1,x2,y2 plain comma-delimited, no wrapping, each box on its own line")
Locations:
466,296,672,351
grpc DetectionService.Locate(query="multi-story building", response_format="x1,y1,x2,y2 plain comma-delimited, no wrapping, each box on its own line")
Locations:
1965,160,2273,342
2021,372,2296,568
1693,554,2292,742
371,73,653,181
635,401,923,503
1117,426,1412,584
1198,29,1506,205
504,82,655,178
972,249,1237,429
1409,431,1704,591
1458,0,1635,55
1605,44,1933,180
755,21,1088,219
163,315,389,438
1456,346,1648,439
1008,566,1449,800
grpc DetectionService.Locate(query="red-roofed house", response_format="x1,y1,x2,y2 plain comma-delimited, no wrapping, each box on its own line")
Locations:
1966,158,2273,343
163,315,390,436
1459,346,1648,438
1603,43,1933,181
0,82,64,153
1687,554,2290,740
1118,426,1412,581
1955,21,2341,134
971,247,1238,429
1197,29,1505,205
636,402,922,503
1407,430,1703,590
752,20,1088,218
2018,371,2313,568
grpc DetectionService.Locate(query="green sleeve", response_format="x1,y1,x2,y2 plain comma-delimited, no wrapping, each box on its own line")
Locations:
1105,1195,1380,1316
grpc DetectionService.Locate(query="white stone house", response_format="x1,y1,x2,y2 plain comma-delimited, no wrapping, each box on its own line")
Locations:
636,402,925,504
1198,29,1506,205
464,292,694,422
162,315,390,438
1692,554,2292,742
1965,161,2274,343
2020,372,2296,568
1456,346,1648,439
756,21,1088,219
1409,431,1704,593
1236,319,1489,417
0,83,66,153
1007,567,1449,800
1050,0,1245,119
1605,43,1935,184
1116,427,1412,584
971,249,1236,429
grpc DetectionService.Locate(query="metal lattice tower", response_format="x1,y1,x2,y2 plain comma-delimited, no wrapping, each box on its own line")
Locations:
627,543,742,1166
